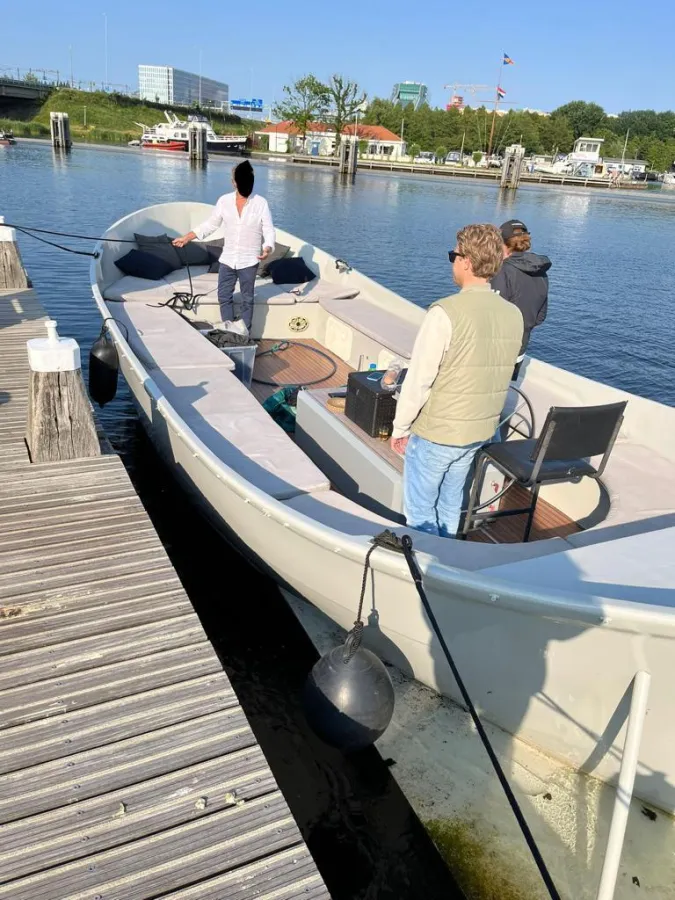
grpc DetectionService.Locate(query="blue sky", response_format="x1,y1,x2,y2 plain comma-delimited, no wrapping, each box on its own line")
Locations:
4,0,673,113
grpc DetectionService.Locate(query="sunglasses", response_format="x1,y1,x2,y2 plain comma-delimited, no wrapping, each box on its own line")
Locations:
448,250,464,263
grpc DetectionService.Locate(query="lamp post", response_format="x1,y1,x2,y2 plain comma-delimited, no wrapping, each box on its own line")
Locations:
103,14,108,89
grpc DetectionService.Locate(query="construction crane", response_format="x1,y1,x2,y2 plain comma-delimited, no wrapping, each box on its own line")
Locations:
443,83,492,109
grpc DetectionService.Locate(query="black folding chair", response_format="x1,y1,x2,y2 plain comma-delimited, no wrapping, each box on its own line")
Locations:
462,401,627,542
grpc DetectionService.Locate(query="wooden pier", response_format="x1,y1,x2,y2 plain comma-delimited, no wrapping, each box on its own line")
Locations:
0,278,329,893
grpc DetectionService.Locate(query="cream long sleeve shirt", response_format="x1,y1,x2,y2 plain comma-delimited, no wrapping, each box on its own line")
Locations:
392,306,452,439
194,192,275,269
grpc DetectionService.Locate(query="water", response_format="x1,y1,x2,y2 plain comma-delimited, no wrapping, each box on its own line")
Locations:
2,143,675,898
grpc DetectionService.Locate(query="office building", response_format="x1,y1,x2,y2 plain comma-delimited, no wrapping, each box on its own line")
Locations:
138,65,229,108
391,81,428,111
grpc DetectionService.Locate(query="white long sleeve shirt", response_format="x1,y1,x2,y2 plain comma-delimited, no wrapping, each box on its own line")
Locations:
392,307,452,439
194,192,275,270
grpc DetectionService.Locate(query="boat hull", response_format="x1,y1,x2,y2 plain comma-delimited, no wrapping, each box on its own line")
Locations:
141,141,186,152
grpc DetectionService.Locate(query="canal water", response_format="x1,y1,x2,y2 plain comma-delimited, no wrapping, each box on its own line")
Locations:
2,142,674,898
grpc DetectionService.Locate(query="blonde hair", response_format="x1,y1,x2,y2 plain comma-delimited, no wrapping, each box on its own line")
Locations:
505,231,532,253
456,224,504,279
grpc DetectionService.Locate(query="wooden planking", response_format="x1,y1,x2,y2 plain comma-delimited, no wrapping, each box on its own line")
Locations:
0,793,303,900
469,482,582,544
251,339,352,403
0,285,329,897
0,749,276,882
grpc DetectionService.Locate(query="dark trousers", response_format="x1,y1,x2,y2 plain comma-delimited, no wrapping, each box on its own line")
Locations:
217,262,259,328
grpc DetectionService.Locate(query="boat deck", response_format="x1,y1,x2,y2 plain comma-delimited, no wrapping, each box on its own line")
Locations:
0,289,328,900
304,381,580,544
251,338,352,403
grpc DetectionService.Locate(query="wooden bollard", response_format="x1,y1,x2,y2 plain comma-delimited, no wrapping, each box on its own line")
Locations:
26,320,101,463
0,217,30,290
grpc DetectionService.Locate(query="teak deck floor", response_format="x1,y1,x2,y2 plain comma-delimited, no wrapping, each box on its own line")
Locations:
0,289,329,900
251,339,352,403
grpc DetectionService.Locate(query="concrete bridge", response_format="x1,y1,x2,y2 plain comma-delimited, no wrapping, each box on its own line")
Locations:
0,77,53,102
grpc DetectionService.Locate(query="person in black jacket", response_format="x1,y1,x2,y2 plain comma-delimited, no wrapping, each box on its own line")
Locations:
491,219,551,378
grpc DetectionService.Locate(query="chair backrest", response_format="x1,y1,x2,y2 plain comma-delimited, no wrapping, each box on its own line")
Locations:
531,402,627,469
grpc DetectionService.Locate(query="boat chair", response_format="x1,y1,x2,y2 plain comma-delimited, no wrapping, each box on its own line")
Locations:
461,401,627,542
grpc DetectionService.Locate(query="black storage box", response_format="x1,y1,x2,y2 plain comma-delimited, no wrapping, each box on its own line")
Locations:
345,369,406,437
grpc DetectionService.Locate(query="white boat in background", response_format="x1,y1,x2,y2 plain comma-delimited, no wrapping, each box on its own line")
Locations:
91,201,675,899
135,112,247,154
661,173,675,188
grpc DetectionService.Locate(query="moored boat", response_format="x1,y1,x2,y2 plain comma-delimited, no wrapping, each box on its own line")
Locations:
136,112,247,155
0,130,16,146
91,201,675,898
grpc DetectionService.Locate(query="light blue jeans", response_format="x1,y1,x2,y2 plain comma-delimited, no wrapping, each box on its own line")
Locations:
403,434,482,538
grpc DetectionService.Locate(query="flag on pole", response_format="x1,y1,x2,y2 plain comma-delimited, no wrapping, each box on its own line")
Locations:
497,86,506,98
503,53,514,65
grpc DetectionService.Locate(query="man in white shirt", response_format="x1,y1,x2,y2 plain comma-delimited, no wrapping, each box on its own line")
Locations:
391,224,523,538
173,160,275,336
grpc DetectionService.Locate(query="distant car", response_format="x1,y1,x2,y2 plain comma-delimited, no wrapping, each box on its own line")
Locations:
414,152,435,164
445,151,461,164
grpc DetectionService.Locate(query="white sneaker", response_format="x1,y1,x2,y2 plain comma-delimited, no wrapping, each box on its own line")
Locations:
222,319,249,337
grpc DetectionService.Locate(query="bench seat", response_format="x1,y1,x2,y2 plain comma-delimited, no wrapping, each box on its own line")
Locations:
151,365,330,500
319,295,418,359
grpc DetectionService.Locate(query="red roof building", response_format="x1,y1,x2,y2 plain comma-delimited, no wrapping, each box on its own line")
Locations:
256,121,406,159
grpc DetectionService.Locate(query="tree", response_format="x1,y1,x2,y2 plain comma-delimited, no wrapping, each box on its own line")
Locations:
472,151,483,165
408,142,420,160
435,145,447,161
550,101,605,139
358,140,368,157
539,115,574,153
273,75,330,148
327,74,366,151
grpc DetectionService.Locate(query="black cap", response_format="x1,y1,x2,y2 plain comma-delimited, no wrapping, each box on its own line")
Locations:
500,219,529,241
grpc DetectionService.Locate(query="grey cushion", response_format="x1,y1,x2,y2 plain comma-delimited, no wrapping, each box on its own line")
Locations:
134,233,182,271
259,242,291,278
111,302,235,371
103,275,175,303
149,365,330,500
320,295,419,359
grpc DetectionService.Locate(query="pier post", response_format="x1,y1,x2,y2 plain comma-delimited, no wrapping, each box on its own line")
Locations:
0,217,30,290
338,139,357,176
25,320,101,462
501,144,525,189
50,112,72,150
188,122,208,161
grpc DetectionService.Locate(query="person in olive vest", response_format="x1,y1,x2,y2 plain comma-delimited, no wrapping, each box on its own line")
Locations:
391,223,523,538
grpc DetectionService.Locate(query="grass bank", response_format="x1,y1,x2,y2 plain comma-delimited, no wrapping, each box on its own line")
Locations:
0,88,265,146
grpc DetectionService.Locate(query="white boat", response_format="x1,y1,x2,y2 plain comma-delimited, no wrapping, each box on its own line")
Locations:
135,112,247,154
661,173,675,188
91,201,675,899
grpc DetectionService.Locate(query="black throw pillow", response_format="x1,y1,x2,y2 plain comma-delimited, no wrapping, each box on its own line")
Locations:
115,249,175,280
267,256,316,285
258,242,291,278
205,238,224,262
134,232,182,271
176,241,212,267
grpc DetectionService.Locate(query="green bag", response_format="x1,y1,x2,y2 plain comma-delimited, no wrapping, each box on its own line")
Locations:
262,387,299,433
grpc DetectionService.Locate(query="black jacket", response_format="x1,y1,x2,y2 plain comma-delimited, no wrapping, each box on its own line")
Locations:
491,252,551,355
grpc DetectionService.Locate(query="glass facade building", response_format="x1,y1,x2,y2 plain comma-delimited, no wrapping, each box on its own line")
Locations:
391,82,429,111
138,65,229,108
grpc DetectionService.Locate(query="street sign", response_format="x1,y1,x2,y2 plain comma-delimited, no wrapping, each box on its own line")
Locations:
231,98,263,111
